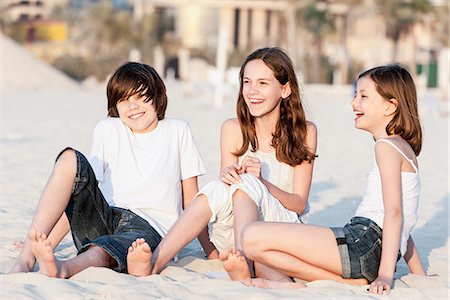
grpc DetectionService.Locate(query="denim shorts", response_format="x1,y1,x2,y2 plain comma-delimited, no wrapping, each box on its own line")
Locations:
57,148,162,273
331,216,400,283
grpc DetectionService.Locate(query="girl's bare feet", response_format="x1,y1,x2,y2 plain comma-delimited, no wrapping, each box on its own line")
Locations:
219,247,251,281
127,238,152,277
242,278,306,289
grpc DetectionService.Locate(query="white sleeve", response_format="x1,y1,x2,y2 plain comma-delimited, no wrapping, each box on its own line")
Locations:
179,121,207,180
88,121,107,183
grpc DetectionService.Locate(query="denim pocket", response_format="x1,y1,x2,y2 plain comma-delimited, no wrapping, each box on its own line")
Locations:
359,236,382,283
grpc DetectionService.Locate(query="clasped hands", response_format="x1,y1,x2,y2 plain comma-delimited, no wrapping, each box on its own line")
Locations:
221,156,261,185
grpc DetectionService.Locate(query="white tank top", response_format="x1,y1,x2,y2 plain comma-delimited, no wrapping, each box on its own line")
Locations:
354,139,420,255
238,148,310,219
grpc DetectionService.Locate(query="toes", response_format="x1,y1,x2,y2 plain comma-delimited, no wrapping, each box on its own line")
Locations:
219,251,228,261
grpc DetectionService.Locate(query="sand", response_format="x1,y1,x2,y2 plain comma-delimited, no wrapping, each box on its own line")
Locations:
1,35,449,299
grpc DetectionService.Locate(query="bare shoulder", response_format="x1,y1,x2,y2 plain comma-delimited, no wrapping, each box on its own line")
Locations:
305,121,317,138
374,140,403,166
221,118,241,134
376,136,415,158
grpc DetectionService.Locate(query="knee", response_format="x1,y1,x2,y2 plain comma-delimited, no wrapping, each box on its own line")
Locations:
55,148,77,169
241,222,264,260
231,189,250,204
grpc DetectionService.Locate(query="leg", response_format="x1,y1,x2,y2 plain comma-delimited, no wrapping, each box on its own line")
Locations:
30,229,114,278
12,214,70,251
220,189,257,280
151,195,212,274
242,222,367,285
10,149,77,273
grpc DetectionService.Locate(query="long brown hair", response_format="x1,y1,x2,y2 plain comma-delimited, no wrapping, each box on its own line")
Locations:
358,64,422,155
106,62,167,120
234,47,315,166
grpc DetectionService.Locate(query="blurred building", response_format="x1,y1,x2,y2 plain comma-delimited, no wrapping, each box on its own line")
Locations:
2,0,69,22
128,0,447,86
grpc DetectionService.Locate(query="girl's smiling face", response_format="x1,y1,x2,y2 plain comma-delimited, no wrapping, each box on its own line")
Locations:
242,59,291,119
116,93,158,134
352,76,393,139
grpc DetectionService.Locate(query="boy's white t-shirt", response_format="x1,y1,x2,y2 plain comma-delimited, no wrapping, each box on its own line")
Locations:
88,117,206,237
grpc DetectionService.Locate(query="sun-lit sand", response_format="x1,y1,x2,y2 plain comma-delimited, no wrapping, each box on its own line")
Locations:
1,33,448,299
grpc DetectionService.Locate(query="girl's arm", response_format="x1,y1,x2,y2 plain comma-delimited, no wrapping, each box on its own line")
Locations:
220,119,244,184
181,176,219,259
256,122,317,215
370,142,404,295
404,236,426,275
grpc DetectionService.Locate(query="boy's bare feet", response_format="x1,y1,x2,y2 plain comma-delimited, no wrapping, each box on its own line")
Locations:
127,238,152,277
219,247,251,281
242,278,306,289
29,229,64,278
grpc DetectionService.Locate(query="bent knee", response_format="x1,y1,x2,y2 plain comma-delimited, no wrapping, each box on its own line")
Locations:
241,222,265,259
56,148,77,167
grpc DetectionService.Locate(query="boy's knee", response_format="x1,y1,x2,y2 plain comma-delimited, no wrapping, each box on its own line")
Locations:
56,148,77,167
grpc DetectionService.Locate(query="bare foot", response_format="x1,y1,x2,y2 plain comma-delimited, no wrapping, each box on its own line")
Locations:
29,229,63,278
242,278,306,289
9,234,36,273
219,247,251,281
127,238,152,277
9,254,35,273
13,240,25,250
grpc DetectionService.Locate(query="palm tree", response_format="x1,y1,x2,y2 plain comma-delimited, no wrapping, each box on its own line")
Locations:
296,1,335,83
375,0,433,61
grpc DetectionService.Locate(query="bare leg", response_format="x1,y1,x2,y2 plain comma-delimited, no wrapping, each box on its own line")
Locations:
220,247,251,280
30,229,114,278
229,189,290,282
13,214,69,251
242,222,368,285
10,150,77,273
232,190,258,251
151,195,212,274
127,238,152,277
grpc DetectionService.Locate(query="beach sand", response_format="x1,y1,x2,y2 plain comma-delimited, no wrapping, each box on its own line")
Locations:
1,34,449,298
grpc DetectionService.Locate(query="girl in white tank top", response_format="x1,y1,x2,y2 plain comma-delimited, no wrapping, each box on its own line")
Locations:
238,65,428,295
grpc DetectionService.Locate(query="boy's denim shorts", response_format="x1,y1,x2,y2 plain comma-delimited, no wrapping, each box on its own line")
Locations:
57,147,162,273
330,216,400,283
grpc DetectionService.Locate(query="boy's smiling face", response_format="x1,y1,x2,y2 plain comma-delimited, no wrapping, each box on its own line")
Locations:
116,93,158,134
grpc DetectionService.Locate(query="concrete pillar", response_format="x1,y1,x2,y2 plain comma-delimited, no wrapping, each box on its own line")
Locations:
285,3,297,65
153,45,165,78
251,9,266,48
239,9,249,50
214,7,232,108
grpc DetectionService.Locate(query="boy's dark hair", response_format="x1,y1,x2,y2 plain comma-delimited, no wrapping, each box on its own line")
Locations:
107,62,167,120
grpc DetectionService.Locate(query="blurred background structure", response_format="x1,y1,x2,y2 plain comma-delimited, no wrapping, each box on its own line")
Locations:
1,0,448,100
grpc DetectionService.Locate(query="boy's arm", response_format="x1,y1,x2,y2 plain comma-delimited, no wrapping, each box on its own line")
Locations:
181,177,219,259
403,236,426,275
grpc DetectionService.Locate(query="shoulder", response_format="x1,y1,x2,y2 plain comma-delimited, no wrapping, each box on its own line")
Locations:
304,121,317,149
374,139,403,167
93,117,123,133
305,121,317,138
221,118,240,133
161,118,190,131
